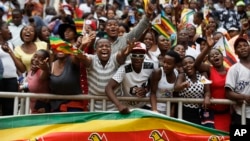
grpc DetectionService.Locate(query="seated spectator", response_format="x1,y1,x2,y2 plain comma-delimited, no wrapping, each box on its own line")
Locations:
105,42,155,114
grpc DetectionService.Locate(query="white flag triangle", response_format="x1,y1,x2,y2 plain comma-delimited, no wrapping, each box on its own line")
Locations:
151,14,161,25
213,37,226,57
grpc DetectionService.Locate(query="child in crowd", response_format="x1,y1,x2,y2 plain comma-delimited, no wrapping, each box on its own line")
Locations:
20,49,50,113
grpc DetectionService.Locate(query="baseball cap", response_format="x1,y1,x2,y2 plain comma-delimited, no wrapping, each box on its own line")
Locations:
228,25,240,31
132,42,147,54
236,1,246,6
99,17,108,22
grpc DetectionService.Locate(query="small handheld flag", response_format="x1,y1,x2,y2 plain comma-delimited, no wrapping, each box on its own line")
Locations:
49,36,82,55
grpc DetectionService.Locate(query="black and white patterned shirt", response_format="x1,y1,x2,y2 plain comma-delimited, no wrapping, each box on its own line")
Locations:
179,72,204,109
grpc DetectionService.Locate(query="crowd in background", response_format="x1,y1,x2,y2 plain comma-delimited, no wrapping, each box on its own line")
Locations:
1,0,250,132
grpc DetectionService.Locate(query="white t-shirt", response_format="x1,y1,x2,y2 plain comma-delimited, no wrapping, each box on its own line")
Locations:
225,62,250,118
112,61,154,108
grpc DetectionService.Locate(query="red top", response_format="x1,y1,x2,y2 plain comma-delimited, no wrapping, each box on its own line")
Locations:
209,66,230,112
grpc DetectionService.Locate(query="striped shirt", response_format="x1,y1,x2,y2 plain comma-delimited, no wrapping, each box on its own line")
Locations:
86,53,121,111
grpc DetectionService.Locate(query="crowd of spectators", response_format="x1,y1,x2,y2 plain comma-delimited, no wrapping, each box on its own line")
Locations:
1,0,250,132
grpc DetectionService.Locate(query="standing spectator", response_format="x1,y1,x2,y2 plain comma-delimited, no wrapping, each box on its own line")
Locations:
194,36,231,132
0,21,19,116
77,38,135,111
105,42,155,114
105,2,155,54
22,49,50,113
8,9,25,47
177,28,199,58
150,50,181,115
43,6,57,25
236,1,248,20
79,0,93,15
174,55,211,125
218,0,240,30
156,34,171,67
49,48,84,112
13,25,48,73
225,37,250,125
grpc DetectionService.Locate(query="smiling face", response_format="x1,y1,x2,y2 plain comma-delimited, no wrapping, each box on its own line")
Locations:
96,38,112,62
163,55,175,75
31,50,47,71
157,35,170,51
173,44,185,59
21,25,36,42
235,41,250,59
208,49,223,67
105,19,119,38
131,51,145,71
182,56,196,76
143,32,154,50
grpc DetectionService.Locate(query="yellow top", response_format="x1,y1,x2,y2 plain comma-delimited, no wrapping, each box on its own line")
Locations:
14,41,48,72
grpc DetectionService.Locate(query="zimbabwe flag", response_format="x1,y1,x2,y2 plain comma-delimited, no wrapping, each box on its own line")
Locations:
0,109,229,141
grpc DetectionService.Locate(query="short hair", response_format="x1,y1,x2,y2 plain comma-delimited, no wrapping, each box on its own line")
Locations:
207,48,223,61
11,8,22,15
95,38,110,48
195,12,204,20
37,49,50,59
183,55,195,62
118,22,129,33
165,50,182,63
105,18,118,27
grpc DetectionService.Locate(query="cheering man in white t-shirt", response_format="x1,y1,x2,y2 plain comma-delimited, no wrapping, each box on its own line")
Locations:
105,42,155,114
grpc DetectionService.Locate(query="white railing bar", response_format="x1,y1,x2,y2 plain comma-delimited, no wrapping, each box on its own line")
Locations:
242,102,246,125
166,101,171,116
13,96,19,115
25,97,30,115
178,101,183,119
90,99,94,112
0,92,236,104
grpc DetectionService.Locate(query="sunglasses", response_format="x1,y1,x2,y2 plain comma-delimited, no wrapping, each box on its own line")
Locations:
131,54,145,59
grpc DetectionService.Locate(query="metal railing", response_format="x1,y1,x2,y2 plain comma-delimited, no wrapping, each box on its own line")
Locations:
0,92,246,124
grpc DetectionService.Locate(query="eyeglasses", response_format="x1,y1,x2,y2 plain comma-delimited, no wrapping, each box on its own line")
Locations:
131,54,145,59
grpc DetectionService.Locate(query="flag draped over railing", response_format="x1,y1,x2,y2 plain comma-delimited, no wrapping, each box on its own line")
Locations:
213,37,238,68
152,14,177,47
49,36,81,55
0,109,230,141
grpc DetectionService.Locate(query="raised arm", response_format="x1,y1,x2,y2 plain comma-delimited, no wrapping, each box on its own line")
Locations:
116,39,136,65
194,27,215,73
38,57,50,80
125,3,156,41
150,68,161,112
75,33,96,67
